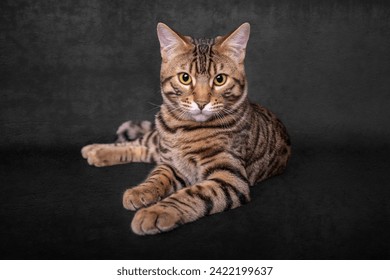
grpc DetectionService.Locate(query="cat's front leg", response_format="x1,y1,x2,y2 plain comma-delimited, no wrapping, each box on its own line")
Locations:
131,166,250,235
123,164,188,210
81,142,157,166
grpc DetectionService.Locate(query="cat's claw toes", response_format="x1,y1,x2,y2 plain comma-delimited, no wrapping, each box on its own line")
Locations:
123,188,158,211
81,144,110,167
81,144,96,159
131,206,181,235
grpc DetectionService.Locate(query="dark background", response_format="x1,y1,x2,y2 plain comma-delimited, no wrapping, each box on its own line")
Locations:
1,0,389,259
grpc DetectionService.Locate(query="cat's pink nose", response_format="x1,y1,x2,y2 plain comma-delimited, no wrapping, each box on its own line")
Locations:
195,101,207,110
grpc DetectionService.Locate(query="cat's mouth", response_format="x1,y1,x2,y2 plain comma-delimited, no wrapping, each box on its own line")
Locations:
188,107,214,122
181,103,217,122
191,112,211,122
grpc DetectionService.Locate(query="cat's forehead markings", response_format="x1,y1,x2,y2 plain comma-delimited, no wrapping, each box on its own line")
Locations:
193,38,215,75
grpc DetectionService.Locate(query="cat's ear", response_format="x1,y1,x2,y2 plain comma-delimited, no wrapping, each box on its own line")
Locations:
216,23,250,63
157,23,190,61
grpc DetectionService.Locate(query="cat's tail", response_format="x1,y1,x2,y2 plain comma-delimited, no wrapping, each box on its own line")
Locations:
115,120,155,143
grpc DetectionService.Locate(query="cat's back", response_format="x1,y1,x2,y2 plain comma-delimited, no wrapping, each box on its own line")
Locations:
243,103,291,185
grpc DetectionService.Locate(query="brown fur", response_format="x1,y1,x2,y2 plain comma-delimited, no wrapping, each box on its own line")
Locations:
81,23,291,235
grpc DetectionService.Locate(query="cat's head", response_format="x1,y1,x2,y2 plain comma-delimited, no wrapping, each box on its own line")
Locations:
157,23,250,122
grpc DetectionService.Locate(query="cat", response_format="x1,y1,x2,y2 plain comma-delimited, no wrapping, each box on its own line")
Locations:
81,22,291,235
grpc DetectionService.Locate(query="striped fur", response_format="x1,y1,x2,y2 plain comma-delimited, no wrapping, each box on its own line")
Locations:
81,23,291,235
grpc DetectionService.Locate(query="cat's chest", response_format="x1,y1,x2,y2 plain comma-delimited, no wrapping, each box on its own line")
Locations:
158,132,207,184
160,136,201,184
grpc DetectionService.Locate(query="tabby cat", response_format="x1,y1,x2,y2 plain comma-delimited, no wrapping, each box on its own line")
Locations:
81,23,291,235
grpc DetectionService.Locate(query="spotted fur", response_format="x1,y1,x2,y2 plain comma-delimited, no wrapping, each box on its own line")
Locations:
116,120,154,143
82,23,291,235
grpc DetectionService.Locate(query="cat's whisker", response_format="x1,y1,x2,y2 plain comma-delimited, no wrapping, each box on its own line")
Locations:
147,102,162,112
215,111,229,130
222,107,250,128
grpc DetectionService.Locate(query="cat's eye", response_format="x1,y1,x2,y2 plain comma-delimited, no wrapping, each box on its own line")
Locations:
214,74,227,86
178,73,192,85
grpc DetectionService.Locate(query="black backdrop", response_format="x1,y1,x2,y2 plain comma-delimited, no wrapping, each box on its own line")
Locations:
1,0,390,259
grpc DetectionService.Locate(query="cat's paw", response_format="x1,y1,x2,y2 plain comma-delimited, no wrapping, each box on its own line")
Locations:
81,144,113,167
123,187,160,211
131,205,182,235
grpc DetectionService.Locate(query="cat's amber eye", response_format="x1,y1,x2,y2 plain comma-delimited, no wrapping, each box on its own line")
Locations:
214,74,227,86
178,73,192,85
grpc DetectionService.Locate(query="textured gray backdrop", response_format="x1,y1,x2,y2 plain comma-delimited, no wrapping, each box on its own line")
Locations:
1,0,390,148
1,0,390,260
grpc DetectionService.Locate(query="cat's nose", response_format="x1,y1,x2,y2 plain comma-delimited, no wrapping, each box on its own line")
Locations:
195,101,207,110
